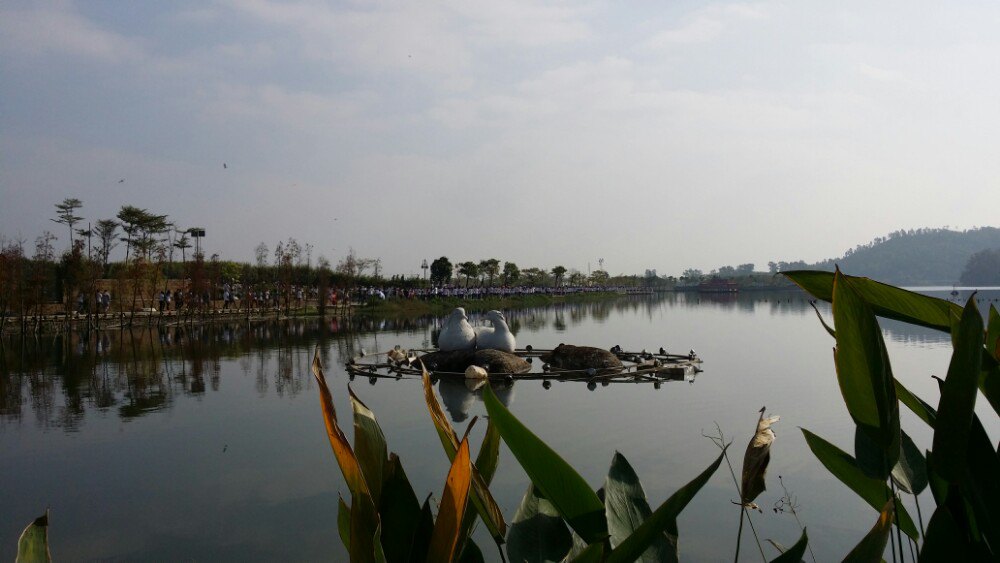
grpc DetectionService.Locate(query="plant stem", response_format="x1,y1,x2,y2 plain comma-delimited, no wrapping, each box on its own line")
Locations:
735,508,744,563
913,492,925,539
706,424,766,562
890,480,904,563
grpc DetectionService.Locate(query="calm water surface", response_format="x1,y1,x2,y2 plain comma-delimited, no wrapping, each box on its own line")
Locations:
2,290,998,561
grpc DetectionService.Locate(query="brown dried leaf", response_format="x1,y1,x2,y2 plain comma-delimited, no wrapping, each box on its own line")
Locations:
741,407,780,505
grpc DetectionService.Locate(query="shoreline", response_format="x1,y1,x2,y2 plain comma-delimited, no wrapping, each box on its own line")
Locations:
0,291,633,334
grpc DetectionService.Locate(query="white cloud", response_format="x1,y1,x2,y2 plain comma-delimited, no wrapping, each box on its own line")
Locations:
857,62,903,82
0,2,143,63
223,0,594,82
646,2,766,47
198,82,369,132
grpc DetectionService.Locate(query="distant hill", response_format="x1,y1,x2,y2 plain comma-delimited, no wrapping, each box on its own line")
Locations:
776,228,1000,286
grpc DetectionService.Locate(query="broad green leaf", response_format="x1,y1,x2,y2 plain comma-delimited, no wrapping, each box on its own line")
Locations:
568,543,604,563
978,362,1000,419
853,426,889,481
560,530,590,562
979,305,1000,416
507,485,574,563
987,305,1000,360
604,452,672,562
374,524,387,563
894,379,936,427
769,528,808,563
924,450,949,508
783,270,961,332
422,371,507,545
312,350,379,563
932,295,983,483
890,430,927,495
379,453,422,563
409,496,435,563
475,418,501,486
456,418,504,560
832,270,899,469
428,438,473,563
482,384,608,544
350,385,388,506
918,505,968,562
15,512,50,563
457,539,485,563
962,415,1000,552
801,429,918,539
338,496,351,550
350,490,381,563
842,499,894,563
605,449,726,563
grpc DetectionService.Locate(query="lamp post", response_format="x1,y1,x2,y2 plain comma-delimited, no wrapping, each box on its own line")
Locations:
190,228,206,257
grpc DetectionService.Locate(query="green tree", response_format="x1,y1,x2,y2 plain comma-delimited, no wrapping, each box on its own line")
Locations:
550,265,567,287
174,229,191,263
75,224,93,260
681,268,703,281
52,198,84,249
589,269,610,286
479,258,500,287
458,261,479,288
430,256,452,286
94,219,119,274
502,261,520,286
960,248,1000,285
521,267,547,286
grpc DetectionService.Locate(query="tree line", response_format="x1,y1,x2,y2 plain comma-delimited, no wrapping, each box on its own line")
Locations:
427,257,618,288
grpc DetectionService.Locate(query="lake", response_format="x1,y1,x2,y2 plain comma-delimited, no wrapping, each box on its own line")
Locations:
2,289,998,561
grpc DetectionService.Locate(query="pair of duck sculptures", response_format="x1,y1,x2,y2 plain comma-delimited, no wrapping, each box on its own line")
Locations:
425,307,623,376
439,308,514,352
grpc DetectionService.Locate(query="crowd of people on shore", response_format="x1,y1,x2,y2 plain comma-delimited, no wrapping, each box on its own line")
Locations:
69,282,632,316
357,284,629,301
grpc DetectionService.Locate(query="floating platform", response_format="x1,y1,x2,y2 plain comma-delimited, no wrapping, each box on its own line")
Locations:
346,346,702,384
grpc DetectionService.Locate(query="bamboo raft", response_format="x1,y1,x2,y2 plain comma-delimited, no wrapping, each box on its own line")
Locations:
345,346,703,385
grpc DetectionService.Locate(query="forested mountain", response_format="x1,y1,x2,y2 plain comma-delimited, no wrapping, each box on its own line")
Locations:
773,227,1000,285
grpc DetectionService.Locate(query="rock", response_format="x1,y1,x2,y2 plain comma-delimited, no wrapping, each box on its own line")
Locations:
465,365,488,380
418,349,531,375
539,344,624,374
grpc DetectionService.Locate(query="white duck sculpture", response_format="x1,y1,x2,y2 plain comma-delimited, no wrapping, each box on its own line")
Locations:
438,307,477,351
476,310,516,352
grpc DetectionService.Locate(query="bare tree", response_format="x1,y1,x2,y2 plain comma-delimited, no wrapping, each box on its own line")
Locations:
255,242,269,267
34,231,57,262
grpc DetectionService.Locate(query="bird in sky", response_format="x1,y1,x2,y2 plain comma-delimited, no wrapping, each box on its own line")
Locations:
118,178,125,183
223,163,227,169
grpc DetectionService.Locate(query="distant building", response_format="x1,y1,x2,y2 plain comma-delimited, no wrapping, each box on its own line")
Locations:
697,278,739,293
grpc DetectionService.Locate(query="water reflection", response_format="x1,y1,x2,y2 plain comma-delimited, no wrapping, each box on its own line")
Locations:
436,377,515,422
4,289,994,431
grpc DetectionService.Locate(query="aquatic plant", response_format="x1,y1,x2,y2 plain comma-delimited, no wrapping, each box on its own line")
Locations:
311,350,506,562
481,382,729,562
785,269,1000,560
15,511,50,563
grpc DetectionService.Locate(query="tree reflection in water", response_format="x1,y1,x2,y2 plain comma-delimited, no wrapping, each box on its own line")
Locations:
0,291,876,432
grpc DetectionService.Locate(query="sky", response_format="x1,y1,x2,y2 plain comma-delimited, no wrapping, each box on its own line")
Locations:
2,1,999,278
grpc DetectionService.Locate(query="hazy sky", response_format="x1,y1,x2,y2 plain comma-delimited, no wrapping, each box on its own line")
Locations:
3,1,999,277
